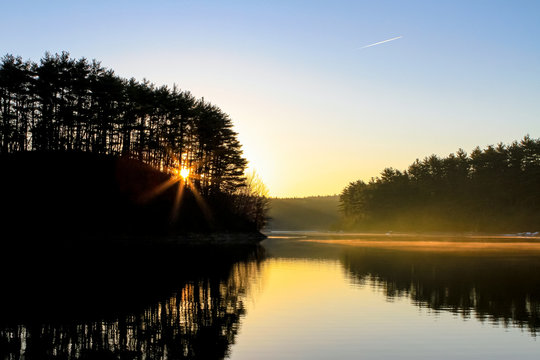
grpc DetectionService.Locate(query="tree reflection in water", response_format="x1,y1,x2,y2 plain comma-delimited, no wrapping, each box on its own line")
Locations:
342,247,540,335
0,246,263,360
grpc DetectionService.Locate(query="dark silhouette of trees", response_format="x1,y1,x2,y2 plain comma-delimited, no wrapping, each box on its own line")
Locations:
340,136,540,232
0,52,248,195
0,52,269,234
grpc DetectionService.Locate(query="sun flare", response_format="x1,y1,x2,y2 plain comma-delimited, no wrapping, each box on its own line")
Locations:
180,167,190,179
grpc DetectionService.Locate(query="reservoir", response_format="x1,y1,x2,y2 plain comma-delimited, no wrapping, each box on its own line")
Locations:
1,233,539,359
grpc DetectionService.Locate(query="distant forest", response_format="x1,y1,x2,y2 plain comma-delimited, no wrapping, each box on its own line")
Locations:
0,52,268,235
340,136,540,232
267,196,340,231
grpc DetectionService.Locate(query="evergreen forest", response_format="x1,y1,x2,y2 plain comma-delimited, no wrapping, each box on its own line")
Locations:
340,137,540,232
0,52,267,238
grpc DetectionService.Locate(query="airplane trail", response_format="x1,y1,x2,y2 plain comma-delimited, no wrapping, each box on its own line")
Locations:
361,36,403,49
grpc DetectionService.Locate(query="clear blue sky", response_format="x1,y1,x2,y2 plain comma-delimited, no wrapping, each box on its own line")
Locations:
2,0,539,196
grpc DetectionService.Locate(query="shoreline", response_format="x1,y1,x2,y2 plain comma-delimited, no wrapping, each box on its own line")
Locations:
264,230,540,240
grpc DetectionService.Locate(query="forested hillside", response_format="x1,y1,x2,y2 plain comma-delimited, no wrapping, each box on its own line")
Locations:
267,196,340,231
340,136,540,232
0,52,268,238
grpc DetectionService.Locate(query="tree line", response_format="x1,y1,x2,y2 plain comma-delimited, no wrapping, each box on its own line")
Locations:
340,136,540,232
0,52,247,194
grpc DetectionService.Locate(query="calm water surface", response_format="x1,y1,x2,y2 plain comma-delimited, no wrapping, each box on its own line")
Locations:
1,233,539,359
231,234,540,359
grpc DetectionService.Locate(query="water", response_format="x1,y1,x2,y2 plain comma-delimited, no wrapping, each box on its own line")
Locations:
231,234,540,359
1,234,539,359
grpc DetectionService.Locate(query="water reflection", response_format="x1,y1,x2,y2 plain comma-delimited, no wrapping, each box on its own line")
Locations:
3,236,540,360
0,246,263,360
341,246,540,335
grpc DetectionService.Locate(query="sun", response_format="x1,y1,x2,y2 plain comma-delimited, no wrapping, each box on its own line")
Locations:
180,167,190,180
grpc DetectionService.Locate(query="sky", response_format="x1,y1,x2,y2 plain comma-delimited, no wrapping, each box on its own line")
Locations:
2,0,540,197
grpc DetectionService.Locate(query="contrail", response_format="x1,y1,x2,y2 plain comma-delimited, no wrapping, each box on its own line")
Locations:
361,36,403,49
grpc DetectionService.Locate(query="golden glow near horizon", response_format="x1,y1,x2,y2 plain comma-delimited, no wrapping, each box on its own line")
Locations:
110,33,539,199
230,258,399,359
